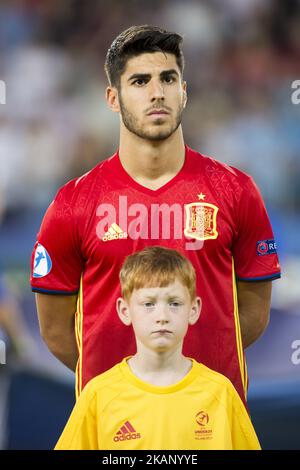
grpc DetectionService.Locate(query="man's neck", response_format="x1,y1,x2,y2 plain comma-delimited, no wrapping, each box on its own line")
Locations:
118,126,185,190
127,345,192,386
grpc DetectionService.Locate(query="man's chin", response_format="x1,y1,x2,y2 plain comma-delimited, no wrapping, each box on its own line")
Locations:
141,128,175,142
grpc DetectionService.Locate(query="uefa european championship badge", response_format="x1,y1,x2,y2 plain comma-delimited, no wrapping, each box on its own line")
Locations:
184,203,219,240
256,239,277,256
33,244,52,278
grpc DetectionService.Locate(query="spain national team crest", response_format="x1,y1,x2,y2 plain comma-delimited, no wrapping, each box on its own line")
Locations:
184,203,218,241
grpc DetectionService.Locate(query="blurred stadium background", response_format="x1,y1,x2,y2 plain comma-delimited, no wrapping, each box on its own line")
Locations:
0,0,299,450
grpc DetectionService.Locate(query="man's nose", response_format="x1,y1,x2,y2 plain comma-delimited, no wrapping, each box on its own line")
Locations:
150,80,165,101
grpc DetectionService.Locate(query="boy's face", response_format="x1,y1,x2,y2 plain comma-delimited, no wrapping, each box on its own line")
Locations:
117,279,201,354
106,52,187,142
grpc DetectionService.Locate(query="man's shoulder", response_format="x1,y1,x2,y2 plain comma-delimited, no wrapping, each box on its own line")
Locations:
52,153,117,205
188,146,252,185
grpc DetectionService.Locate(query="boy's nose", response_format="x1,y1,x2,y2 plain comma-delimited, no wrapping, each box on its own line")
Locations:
156,318,169,324
156,306,169,323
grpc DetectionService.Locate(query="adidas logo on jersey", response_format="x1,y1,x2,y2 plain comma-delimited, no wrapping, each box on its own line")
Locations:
113,421,141,442
102,223,128,242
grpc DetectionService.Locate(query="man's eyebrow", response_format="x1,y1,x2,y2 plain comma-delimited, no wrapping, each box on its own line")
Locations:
127,69,179,82
160,69,179,78
127,73,151,82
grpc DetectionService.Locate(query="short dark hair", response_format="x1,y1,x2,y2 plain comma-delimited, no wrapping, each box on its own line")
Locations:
105,25,184,88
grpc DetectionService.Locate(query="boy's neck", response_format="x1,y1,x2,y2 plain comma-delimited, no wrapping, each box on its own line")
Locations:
127,346,192,386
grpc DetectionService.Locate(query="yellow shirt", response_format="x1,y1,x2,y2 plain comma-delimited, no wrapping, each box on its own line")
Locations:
55,358,261,450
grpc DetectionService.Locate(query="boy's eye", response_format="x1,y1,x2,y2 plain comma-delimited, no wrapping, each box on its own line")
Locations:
144,302,155,308
169,302,181,307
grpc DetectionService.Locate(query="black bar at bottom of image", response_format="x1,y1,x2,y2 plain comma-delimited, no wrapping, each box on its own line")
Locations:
1,450,299,466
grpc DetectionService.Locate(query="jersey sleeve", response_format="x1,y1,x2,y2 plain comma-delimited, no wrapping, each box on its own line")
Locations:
232,176,281,282
30,181,84,295
55,383,98,450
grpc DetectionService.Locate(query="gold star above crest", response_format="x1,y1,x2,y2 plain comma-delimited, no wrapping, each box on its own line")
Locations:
198,193,206,200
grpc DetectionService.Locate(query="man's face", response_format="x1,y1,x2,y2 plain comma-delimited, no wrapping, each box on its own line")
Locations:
124,280,200,354
117,52,187,142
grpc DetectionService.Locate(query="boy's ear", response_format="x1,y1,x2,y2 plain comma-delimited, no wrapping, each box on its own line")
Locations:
106,86,120,113
189,297,201,326
116,297,132,326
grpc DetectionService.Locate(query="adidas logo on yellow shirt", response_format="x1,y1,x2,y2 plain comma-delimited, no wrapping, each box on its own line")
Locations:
102,223,128,242
113,421,141,442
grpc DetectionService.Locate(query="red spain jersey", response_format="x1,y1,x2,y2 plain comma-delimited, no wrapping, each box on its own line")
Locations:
30,145,281,402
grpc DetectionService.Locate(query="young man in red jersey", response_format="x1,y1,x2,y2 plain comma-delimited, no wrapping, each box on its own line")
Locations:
31,25,281,403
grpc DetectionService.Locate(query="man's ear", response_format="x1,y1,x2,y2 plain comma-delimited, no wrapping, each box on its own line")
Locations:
182,80,187,108
189,297,201,326
116,297,132,326
106,86,120,113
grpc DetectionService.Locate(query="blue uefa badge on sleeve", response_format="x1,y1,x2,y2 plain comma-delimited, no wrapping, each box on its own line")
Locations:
33,244,52,278
256,239,277,256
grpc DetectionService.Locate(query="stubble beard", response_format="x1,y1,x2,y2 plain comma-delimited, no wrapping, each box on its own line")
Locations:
119,94,184,142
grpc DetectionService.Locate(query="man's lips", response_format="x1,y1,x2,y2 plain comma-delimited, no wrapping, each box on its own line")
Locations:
147,109,169,115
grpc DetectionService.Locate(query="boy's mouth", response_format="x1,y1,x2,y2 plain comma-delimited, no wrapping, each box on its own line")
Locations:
152,329,172,334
